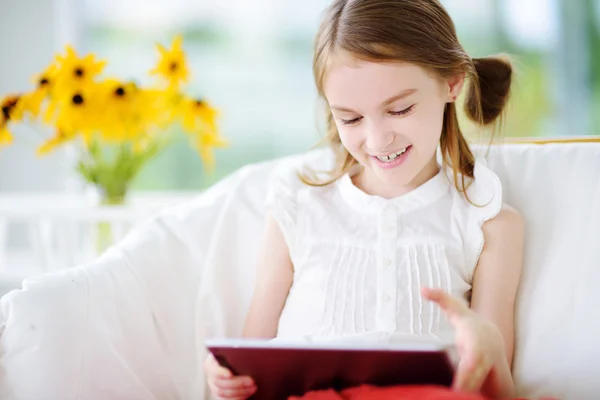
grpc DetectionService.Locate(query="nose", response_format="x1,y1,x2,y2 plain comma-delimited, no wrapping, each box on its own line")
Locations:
365,119,394,153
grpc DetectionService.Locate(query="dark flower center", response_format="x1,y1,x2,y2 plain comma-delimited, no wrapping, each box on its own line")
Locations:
115,87,126,97
72,93,84,105
74,67,84,78
1,97,19,120
169,62,178,71
1,106,10,120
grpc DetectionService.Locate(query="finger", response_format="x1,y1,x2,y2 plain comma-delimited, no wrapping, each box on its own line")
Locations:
215,365,233,379
453,358,476,392
215,376,255,390
207,355,234,379
464,362,488,393
421,287,469,321
213,384,256,399
453,356,489,393
208,382,227,400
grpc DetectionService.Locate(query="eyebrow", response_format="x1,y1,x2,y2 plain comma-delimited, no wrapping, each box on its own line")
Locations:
330,88,418,113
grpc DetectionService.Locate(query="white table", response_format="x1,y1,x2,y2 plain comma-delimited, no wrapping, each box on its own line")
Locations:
0,191,198,294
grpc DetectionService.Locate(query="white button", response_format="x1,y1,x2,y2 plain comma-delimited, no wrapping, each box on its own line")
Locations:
385,224,395,233
383,258,392,268
383,293,392,303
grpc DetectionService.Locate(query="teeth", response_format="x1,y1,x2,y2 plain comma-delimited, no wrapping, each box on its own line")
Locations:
376,147,408,162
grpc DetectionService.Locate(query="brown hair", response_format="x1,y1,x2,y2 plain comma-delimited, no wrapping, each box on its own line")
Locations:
302,0,512,198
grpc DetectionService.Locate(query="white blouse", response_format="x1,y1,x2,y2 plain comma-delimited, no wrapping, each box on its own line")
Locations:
265,156,502,344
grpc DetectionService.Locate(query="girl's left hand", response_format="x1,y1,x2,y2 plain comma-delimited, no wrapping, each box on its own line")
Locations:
421,287,506,394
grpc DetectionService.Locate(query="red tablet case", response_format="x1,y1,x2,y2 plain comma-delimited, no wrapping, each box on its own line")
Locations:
207,340,456,400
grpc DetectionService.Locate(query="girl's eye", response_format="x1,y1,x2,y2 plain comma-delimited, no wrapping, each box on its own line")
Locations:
389,104,415,116
338,105,414,125
340,116,363,125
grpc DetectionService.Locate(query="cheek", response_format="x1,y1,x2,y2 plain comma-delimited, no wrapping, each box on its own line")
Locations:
401,106,445,145
337,126,365,154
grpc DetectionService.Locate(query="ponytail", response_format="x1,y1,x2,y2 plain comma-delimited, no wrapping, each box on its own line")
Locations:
464,55,513,126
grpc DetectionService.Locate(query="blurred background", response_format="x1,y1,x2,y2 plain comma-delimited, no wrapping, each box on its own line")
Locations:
2,0,599,193
0,0,599,291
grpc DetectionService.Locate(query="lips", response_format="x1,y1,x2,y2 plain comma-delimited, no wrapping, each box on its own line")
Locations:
374,146,409,162
371,145,412,169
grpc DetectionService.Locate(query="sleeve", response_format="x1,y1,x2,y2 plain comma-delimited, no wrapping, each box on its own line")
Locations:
463,158,504,279
264,162,303,256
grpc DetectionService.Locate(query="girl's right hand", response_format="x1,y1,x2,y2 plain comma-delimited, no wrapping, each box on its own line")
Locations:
204,353,257,400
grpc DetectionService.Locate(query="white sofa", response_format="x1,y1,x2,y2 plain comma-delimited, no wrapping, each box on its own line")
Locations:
1,142,599,400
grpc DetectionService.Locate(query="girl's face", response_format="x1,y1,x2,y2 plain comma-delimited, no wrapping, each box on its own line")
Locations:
324,52,464,198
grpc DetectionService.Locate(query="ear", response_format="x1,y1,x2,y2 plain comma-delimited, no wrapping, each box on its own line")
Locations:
446,73,465,103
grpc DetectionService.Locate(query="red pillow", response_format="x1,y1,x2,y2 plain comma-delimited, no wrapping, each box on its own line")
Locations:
288,385,547,400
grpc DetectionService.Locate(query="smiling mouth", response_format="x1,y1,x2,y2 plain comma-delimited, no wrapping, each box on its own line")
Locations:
374,146,410,162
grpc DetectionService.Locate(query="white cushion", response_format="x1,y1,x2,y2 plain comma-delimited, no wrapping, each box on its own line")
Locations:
485,142,600,400
1,143,599,400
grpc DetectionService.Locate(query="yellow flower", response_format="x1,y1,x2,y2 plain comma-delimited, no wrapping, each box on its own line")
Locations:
175,96,225,170
1,94,20,123
150,35,190,88
53,46,106,92
15,62,60,119
127,87,180,133
14,90,46,120
0,126,13,147
51,83,105,144
36,130,73,155
180,97,219,133
0,95,21,145
0,95,20,147
2,34,227,176
195,130,228,172
33,62,59,88
96,79,143,141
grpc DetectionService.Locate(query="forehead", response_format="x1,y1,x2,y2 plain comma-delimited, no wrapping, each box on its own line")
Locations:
323,52,440,104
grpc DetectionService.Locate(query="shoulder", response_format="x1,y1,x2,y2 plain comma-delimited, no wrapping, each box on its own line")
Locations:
483,203,524,233
268,148,335,189
481,203,525,248
449,158,503,223
268,158,304,187
465,158,502,208
265,151,339,216
265,159,306,206
267,155,343,206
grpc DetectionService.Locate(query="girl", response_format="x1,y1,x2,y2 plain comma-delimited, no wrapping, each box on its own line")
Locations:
205,0,524,399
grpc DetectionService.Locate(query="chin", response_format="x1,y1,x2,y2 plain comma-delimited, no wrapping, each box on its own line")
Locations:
376,170,415,188
364,162,416,188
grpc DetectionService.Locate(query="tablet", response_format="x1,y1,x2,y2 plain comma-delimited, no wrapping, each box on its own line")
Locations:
206,338,457,399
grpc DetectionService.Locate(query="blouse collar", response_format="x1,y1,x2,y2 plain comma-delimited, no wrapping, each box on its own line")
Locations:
336,164,451,214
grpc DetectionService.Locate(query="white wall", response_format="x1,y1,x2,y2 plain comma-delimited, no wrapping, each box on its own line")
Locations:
0,0,81,192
